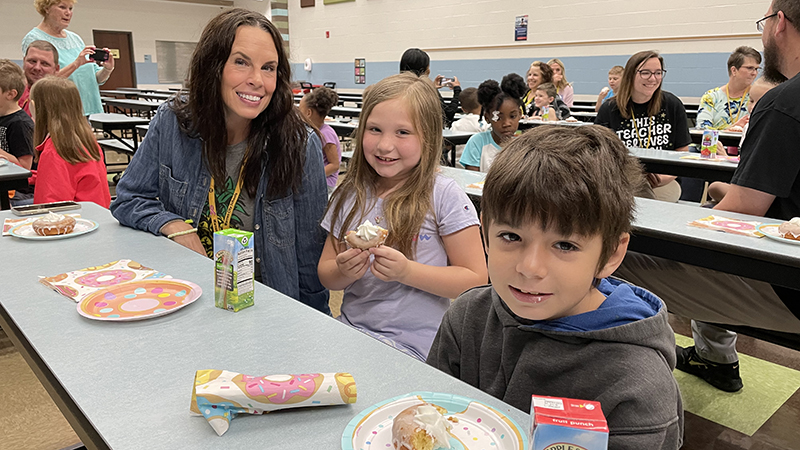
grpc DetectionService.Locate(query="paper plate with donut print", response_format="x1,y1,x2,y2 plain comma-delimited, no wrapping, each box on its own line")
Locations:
10,218,98,240
77,279,202,321
342,391,528,450
757,224,800,246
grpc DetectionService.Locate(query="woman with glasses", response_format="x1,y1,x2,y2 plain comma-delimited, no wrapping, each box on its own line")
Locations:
595,50,691,202
696,46,762,131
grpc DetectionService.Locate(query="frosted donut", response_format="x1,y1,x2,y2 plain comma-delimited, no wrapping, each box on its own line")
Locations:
234,373,324,405
392,403,452,450
32,212,75,236
779,218,800,240
345,229,388,249
75,269,137,287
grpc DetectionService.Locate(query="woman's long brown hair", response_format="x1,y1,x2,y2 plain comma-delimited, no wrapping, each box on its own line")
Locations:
615,50,664,119
172,8,307,199
31,76,101,164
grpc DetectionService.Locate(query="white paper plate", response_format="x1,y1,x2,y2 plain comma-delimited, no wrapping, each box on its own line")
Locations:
758,223,800,246
9,218,98,240
342,391,527,450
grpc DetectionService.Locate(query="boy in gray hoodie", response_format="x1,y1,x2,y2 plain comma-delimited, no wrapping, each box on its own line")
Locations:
427,125,683,449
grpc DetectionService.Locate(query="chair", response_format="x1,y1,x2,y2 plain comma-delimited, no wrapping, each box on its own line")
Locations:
299,81,313,93
323,82,336,89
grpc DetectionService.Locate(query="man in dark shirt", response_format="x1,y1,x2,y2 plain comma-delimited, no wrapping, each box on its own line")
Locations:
616,0,800,392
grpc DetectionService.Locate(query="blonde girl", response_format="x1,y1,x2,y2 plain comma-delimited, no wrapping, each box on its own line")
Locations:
548,58,574,107
318,72,487,360
30,76,110,207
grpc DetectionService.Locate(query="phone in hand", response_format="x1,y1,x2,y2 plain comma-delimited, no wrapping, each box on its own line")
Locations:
440,77,454,85
90,49,109,62
11,201,81,216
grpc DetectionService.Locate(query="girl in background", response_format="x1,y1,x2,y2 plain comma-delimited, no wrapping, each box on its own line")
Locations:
459,73,527,172
548,58,574,107
298,87,341,193
30,76,110,207
318,72,487,361
529,82,560,122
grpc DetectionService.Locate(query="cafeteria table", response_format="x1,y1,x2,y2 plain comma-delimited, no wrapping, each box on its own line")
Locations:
629,147,737,183
0,202,529,450
690,128,743,148
103,98,164,119
0,162,31,210
89,113,150,153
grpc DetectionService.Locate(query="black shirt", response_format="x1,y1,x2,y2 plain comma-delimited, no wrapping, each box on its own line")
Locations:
595,91,691,150
0,109,34,194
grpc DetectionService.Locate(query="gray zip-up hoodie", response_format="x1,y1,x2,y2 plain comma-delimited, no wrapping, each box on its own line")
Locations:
427,278,683,450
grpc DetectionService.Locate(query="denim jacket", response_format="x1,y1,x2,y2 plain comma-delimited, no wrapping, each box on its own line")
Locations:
111,103,330,314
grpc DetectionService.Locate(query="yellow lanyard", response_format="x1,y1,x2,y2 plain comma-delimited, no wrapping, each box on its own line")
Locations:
630,109,651,149
208,159,248,233
725,84,749,125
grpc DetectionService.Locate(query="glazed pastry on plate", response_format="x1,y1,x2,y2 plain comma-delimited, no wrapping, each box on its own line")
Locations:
779,217,800,241
32,212,76,236
392,403,453,450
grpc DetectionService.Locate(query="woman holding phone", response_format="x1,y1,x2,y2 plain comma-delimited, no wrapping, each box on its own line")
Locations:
22,0,114,116
111,9,330,314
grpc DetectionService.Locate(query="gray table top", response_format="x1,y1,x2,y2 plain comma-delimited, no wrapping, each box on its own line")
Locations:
0,202,529,449
0,161,32,181
103,98,164,109
89,113,150,128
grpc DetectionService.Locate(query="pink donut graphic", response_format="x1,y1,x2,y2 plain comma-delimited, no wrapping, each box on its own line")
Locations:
75,270,136,287
54,285,79,298
711,221,755,231
235,373,324,404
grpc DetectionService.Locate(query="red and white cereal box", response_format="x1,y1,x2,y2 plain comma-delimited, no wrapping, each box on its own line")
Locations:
530,396,609,450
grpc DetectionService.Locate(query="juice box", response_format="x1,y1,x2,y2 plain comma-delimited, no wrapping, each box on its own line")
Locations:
530,396,608,450
700,129,719,158
213,229,255,312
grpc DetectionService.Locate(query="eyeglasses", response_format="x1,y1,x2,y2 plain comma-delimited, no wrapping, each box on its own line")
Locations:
638,70,666,79
739,65,761,73
757,12,778,32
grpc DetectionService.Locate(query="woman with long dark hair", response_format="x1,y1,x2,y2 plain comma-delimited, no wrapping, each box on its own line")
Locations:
595,50,691,202
111,9,330,313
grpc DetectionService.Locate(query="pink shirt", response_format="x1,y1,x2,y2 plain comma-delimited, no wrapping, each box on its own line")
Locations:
34,136,111,208
18,85,32,117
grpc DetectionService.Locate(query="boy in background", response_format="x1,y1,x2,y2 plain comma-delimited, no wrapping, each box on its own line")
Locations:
428,125,683,449
450,87,487,168
0,60,35,206
595,65,623,112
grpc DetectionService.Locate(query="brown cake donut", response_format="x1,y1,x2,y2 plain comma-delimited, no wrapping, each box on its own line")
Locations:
32,212,76,236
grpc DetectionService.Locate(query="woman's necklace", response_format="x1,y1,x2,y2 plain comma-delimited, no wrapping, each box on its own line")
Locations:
725,84,749,125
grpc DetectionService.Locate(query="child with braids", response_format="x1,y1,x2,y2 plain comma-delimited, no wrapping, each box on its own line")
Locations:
459,73,527,172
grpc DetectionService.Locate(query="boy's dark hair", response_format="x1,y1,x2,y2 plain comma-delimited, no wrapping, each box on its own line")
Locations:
535,82,557,99
727,46,762,75
477,73,526,117
482,125,646,270
0,60,26,101
399,48,430,77
459,87,480,112
303,86,339,116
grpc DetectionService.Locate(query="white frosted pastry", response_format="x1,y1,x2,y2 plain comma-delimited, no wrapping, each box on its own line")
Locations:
392,403,452,450
32,212,76,236
779,217,800,240
344,220,388,249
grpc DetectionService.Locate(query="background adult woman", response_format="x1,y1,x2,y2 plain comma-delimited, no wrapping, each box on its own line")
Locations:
595,50,691,202
399,48,461,127
521,61,570,118
548,58,574,107
22,0,114,116
111,9,330,313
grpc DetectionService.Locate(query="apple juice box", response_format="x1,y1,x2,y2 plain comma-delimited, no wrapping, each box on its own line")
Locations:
530,396,608,450
213,229,255,312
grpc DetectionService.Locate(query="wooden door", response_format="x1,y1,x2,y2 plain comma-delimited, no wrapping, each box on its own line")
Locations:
92,30,136,89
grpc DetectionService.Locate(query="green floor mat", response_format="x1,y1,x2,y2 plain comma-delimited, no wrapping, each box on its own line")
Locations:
675,334,800,436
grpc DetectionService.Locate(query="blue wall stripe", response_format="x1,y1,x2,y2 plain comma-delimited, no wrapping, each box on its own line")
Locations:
291,52,739,98
271,8,289,16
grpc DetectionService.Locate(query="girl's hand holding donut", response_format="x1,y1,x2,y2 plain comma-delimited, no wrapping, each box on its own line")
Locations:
369,246,410,283
336,248,371,281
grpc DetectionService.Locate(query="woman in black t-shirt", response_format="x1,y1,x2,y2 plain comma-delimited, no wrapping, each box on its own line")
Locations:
595,50,691,202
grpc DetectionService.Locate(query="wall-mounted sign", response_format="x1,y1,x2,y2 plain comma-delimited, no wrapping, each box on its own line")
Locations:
355,58,366,84
109,49,121,59
515,15,528,41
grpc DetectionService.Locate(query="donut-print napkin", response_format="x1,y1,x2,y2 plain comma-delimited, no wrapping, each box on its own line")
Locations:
688,215,765,237
40,259,171,303
190,370,358,436
3,214,81,236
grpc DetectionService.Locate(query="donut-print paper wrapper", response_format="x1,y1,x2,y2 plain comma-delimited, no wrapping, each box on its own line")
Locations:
40,259,171,303
688,215,765,237
190,370,358,436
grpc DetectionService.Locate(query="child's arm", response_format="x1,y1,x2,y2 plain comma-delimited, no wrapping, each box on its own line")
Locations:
322,142,340,177
0,149,32,170
595,87,610,112
463,165,480,172
317,233,372,291
425,308,461,376
369,225,487,299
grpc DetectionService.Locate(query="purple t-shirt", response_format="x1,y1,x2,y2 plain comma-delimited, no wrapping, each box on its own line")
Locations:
321,174,480,359
319,124,341,188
